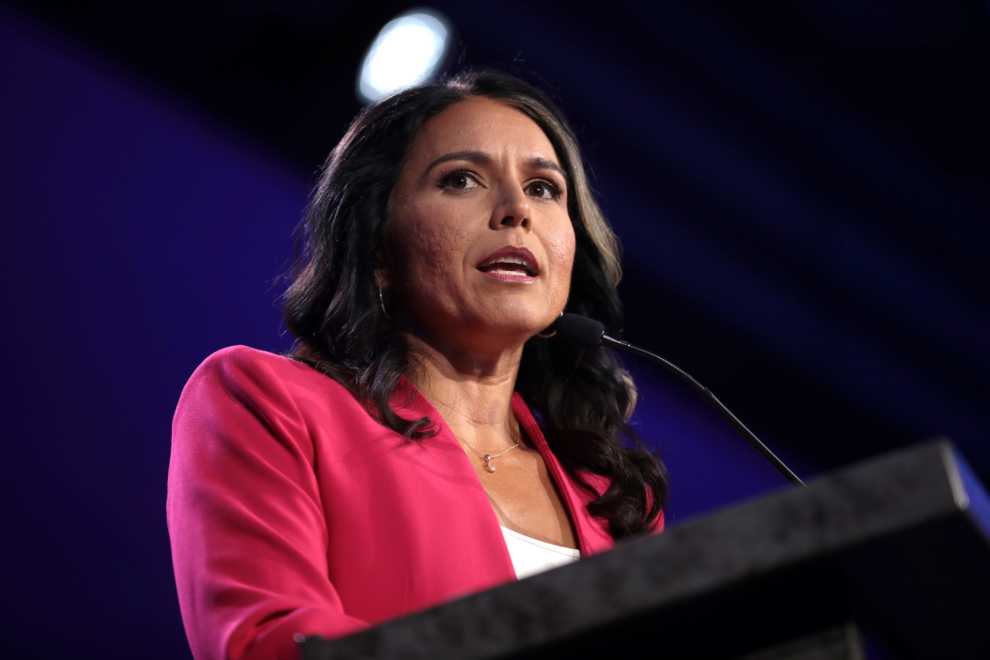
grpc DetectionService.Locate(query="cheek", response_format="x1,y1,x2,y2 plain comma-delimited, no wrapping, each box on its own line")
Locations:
390,202,469,289
545,222,577,288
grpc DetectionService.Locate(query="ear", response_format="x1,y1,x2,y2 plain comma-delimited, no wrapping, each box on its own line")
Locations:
374,246,391,289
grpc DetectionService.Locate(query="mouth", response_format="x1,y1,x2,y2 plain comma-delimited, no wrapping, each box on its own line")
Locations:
476,246,540,283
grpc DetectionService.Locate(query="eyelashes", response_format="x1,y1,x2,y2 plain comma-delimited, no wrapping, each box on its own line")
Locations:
437,169,564,201
525,180,560,201
438,170,480,191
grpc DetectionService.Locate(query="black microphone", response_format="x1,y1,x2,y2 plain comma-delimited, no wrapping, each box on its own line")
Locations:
556,313,805,487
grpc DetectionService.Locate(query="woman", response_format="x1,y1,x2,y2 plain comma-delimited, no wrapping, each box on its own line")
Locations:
167,70,667,660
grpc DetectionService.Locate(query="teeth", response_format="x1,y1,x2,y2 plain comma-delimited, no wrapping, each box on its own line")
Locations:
480,256,531,269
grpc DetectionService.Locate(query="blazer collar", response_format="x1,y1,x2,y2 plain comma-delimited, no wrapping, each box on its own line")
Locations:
512,393,615,556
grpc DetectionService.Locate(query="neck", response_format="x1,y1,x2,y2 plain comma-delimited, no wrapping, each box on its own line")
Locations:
403,330,524,449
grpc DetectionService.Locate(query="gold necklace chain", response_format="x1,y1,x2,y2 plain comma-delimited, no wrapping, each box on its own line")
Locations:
453,433,520,473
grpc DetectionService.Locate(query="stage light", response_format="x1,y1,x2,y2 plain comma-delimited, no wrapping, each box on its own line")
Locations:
357,9,450,103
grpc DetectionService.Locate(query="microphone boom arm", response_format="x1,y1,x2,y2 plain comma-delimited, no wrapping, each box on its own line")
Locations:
602,334,806,487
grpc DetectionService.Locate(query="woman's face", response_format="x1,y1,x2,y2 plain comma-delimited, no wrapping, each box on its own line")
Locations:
385,96,576,355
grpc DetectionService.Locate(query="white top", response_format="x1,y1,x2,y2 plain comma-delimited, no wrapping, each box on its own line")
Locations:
500,526,580,580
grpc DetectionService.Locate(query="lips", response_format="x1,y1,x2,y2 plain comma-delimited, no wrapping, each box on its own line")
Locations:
476,246,540,282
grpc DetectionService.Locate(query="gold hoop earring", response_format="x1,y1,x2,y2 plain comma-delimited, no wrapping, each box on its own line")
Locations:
536,311,564,339
378,286,390,320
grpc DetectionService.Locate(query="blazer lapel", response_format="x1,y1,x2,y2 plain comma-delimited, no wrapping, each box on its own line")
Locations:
512,393,616,557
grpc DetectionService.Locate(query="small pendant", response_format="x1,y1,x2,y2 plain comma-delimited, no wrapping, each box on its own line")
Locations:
483,455,496,473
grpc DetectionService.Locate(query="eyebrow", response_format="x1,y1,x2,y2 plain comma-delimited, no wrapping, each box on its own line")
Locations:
424,150,492,176
423,150,568,183
527,156,567,181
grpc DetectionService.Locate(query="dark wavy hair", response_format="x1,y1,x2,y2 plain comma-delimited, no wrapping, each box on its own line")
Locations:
283,69,667,538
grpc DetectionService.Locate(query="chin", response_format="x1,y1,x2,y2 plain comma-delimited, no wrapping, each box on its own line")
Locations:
477,307,555,339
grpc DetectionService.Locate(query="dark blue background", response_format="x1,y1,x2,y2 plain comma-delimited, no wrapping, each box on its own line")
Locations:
2,1,988,657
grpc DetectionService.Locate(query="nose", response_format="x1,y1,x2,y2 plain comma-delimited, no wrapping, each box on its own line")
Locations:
489,183,531,230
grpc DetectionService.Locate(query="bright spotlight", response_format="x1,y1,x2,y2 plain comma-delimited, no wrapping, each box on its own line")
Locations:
357,9,450,103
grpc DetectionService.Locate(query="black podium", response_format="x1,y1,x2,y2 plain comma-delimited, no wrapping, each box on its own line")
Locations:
301,441,990,659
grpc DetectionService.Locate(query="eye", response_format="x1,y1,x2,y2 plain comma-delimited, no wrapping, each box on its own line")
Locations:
526,180,560,200
440,171,481,191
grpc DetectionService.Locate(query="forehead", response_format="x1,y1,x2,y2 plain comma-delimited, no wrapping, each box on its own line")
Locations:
408,96,560,165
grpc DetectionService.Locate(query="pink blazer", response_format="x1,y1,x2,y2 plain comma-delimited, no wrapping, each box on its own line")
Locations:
168,346,661,660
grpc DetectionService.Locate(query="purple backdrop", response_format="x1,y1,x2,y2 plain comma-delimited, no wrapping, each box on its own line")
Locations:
1,7,803,657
